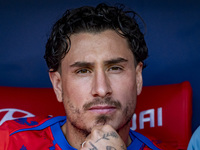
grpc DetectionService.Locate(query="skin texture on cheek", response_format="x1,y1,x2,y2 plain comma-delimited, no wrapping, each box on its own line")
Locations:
63,97,91,136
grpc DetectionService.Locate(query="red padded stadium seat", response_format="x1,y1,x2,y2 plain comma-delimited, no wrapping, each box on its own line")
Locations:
0,81,192,149
133,81,192,150
0,87,65,125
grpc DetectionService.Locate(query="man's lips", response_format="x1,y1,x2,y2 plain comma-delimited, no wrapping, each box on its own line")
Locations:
88,105,116,114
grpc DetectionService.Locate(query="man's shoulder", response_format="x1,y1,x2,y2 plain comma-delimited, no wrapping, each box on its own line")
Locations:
0,116,66,150
0,115,66,134
129,130,161,150
0,116,51,133
129,130,176,150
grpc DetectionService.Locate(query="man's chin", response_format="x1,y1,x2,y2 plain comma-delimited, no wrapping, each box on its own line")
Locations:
95,114,112,125
93,115,120,130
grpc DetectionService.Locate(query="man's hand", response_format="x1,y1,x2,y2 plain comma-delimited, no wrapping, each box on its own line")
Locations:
79,125,127,150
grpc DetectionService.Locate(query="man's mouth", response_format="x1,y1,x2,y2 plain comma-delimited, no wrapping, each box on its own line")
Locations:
88,105,117,114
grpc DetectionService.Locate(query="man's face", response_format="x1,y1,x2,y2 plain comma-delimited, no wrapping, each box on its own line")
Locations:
50,30,143,133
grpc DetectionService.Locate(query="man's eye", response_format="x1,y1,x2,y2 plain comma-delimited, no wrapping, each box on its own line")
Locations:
108,66,123,72
76,69,91,74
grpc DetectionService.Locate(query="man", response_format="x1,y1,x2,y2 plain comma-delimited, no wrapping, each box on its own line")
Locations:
0,3,166,150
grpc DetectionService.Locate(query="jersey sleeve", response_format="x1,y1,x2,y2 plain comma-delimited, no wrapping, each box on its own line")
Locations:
0,121,10,150
0,116,65,150
142,135,177,150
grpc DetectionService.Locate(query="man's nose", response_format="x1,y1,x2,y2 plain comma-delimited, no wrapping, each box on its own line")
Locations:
91,71,112,98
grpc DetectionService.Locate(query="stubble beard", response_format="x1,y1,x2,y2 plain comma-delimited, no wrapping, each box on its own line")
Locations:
69,114,112,137
65,97,136,137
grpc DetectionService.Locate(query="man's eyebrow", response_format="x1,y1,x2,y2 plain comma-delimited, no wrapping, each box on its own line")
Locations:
104,57,128,65
70,57,128,68
70,61,94,68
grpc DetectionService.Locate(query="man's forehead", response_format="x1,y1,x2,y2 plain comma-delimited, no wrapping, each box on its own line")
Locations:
61,30,135,66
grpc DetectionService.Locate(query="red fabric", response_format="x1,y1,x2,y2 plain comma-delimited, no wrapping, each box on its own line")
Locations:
0,116,61,150
133,81,192,150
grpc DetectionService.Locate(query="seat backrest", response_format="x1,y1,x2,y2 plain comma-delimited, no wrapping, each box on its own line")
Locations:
132,81,192,150
0,81,192,149
0,87,65,125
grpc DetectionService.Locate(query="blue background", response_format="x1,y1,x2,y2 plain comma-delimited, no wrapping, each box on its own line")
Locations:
0,0,200,132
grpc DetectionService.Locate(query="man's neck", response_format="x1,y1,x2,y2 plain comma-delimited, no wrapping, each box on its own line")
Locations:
61,121,132,149
117,122,132,146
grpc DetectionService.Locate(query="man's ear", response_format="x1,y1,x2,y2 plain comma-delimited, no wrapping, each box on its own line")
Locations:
136,62,143,96
49,71,63,103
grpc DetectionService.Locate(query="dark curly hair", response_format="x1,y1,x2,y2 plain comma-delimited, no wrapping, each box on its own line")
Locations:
44,3,148,72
